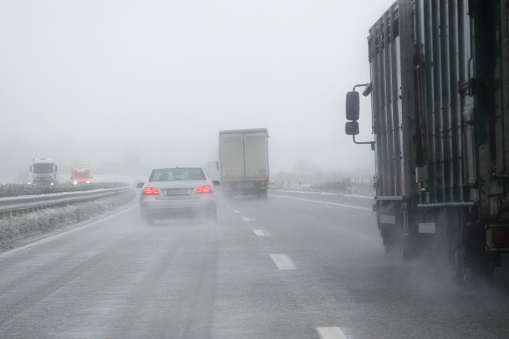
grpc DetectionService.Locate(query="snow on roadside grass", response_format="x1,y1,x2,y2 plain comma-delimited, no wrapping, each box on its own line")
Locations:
0,190,136,248
277,189,375,200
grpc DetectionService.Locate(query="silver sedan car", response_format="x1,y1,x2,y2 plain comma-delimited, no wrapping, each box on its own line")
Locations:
137,166,219,224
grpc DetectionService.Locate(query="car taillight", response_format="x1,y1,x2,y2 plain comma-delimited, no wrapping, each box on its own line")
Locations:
196,185,212,194
143,187,160,195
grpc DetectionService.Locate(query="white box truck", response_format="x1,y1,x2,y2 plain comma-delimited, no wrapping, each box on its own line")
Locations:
30,158,58,185
219,128,269,198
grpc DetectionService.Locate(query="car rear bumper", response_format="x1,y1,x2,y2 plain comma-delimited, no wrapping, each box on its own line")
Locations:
140,198,217,219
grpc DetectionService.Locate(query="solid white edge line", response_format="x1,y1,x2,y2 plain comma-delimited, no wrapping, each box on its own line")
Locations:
271,194,372,211
270,254,295,270
0,204,138,259
316,327,348,339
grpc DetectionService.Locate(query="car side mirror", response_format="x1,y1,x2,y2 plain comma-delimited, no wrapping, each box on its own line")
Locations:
345,121,359,135
136,182,144,188
346,91,360,121
213,180,220,186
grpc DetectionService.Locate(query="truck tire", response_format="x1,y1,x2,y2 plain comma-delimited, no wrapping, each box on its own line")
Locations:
381,206,416,259
450,223,475,287
447,210,491,287
258,190,267,199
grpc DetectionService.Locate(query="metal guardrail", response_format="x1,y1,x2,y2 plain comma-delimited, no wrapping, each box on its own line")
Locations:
0,186,131,218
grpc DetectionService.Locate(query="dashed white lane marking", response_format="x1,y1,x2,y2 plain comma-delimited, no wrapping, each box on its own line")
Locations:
270,254,295,270
253,229,268,236
233,210,240,213
242,217,251,222
271,195,372,211
316,327,348,339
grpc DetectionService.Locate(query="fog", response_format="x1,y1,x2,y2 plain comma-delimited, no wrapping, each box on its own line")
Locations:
0,0,394,182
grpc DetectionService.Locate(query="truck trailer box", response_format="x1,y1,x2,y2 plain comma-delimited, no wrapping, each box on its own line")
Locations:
219,128,269,198
345,0,509,285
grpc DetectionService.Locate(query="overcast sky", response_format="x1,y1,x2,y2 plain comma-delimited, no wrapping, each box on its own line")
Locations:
0,0,395,180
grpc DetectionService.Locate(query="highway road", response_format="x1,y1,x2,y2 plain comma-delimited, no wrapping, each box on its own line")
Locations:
1,191,509,338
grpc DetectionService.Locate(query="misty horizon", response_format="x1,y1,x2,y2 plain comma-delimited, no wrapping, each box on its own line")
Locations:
1,0,394,183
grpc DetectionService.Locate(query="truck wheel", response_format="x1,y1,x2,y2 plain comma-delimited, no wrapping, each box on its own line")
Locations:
449,211,478,287
258,190,267,199
451,236,469,286
450,228,496,287
382,209,414,259
382,224,400,254
383,229,411,258
399,209,413,259
451,237,478,287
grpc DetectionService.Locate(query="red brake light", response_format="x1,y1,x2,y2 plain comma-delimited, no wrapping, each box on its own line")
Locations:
143,187,160,195
196,185,212,194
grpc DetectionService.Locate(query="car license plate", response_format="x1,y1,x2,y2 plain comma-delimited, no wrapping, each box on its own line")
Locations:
166,189,189,195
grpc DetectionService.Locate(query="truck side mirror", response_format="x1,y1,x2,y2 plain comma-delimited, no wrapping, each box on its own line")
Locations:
346,91,360,121
345,121,359,135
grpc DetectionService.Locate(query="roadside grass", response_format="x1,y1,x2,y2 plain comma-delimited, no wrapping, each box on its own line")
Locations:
0,190,136,248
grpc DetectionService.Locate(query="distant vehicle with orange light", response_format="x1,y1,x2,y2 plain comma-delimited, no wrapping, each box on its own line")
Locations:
71,168,92,185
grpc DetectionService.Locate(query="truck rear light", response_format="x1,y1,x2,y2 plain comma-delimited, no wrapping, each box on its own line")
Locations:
143,187,160,195
196,185,212,194
493,230,509,246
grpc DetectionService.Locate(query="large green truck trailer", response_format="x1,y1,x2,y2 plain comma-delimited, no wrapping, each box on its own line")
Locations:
346,0,509,285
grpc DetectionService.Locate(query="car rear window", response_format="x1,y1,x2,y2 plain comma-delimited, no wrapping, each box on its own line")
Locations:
150,168,206,181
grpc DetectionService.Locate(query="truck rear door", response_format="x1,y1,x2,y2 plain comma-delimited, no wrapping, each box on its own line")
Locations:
244,132,269,179
220,133,245,179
